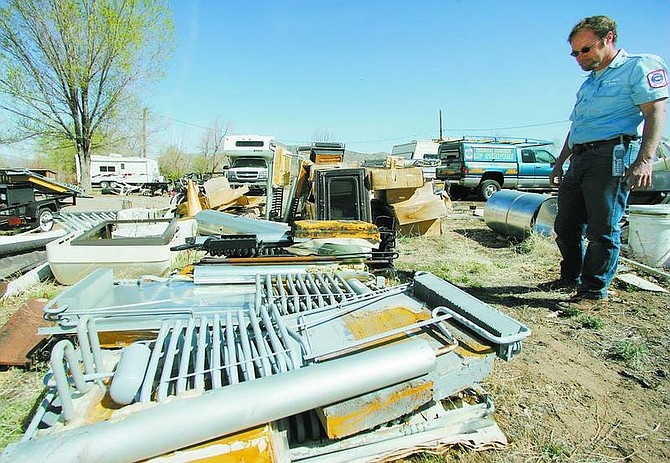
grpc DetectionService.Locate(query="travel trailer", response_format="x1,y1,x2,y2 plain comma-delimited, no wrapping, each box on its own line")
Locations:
87,154,164,189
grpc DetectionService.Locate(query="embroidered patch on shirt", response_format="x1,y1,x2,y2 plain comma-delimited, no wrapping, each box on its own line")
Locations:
647,69,668,88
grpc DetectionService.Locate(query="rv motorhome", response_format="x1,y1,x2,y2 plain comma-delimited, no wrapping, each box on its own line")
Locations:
223,135,275,189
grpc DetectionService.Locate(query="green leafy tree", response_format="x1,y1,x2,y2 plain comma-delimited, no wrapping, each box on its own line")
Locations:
33,137,80,183
0,0,174,193
158,144,191,182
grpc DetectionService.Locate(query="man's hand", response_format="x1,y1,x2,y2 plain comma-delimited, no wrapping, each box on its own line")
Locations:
550,164,564,186
625,158,653,189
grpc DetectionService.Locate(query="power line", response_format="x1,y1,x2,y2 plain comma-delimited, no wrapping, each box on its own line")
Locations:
142,109,570,145
345,120,569,145
146,109,214,130
448,120,570,132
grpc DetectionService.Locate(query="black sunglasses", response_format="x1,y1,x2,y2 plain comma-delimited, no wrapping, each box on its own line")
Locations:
570,38,603,57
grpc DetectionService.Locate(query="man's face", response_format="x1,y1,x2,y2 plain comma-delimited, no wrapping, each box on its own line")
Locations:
570,29,609,71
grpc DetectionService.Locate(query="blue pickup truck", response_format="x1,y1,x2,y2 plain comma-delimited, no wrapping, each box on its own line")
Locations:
435,137,559,200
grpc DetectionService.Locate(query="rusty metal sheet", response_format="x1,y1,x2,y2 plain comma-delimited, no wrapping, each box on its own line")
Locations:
145,423,289,462
292,220,380,242
0,298,50,367
318,377,434,439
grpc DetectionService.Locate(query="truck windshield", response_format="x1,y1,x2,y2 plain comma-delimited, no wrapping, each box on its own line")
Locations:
233,158,267,168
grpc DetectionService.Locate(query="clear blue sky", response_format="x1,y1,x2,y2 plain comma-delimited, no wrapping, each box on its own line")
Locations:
3,0,666,162
145,0,670,156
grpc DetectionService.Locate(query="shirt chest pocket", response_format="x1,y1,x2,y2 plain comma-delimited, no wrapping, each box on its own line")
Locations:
586,80,628,117
595,81,622,97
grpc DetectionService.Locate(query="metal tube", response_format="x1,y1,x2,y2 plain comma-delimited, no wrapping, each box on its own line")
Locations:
305,273,325,307
109,343,151,406
76,316,103,378
295,274,316,311
277,274,289,314
347,278,372,295
237,309,255,381
225,311,239,384
211,314,222,389
176,318,196,394
270,302,302,369
140,323,170,403
194,316,208,391
5,340,436,463
158,320,182,401
247,304,273,376
259,304,288,372
326,273,345,298
193,265,310,284
255,274,263,314
50,340,92,421
315,273,336,305
285,274,300,313
75,317,94,375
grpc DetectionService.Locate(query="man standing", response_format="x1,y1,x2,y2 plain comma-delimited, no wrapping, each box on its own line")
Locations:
547,15,668,310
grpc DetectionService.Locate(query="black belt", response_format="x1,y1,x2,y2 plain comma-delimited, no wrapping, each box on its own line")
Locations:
572,135,638,155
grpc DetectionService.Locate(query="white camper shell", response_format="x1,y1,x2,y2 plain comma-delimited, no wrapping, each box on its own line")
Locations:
391,140,441,180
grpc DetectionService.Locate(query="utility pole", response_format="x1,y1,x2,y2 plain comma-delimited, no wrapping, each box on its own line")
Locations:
142,107,147,158
438,109,443,142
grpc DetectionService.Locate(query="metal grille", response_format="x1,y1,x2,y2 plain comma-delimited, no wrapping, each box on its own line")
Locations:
140,305,302,403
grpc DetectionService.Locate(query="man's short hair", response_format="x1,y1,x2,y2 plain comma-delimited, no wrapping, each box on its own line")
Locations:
568,15,618,43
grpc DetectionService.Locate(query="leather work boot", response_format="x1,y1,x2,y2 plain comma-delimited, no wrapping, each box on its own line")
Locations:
556,293,608,312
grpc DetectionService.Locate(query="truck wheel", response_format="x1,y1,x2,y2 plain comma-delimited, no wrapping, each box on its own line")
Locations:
37,208,54,232
478,180,501,201
100,181,110,189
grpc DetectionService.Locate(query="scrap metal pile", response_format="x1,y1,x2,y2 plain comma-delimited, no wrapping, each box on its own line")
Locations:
2,262,530,462
2,140,529,462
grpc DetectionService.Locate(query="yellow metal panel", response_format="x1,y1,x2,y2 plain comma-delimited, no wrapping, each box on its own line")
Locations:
320,379,434,439
344,306,430,340
293,220,380,241
145,424,284,462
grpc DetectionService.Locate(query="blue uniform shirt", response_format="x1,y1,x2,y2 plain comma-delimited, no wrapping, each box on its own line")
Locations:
568,49,669,147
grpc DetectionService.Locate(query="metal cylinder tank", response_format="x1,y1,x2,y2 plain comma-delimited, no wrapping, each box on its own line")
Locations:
484,190,557,240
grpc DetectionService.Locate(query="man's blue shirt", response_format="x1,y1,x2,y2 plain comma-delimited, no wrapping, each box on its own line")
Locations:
569,49,669,147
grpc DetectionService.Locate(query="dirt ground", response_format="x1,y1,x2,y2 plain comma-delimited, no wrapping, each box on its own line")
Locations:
1,194,669,462
396,202,670,463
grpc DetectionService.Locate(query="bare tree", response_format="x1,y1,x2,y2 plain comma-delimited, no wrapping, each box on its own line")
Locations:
199,118,231,173
0,0,174,192
311,129,336,143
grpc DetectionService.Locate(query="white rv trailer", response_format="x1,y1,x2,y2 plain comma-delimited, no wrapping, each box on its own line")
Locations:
88,154,163,189
391,140,441,180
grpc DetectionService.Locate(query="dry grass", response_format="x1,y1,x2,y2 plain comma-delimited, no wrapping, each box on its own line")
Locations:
2,203,669,462
0,282,62,451
0,282,62,327
0,368,45,449
396,205,670,463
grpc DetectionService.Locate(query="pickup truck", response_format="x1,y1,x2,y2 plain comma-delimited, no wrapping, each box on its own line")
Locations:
226,156,269,190
435,137,559,200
